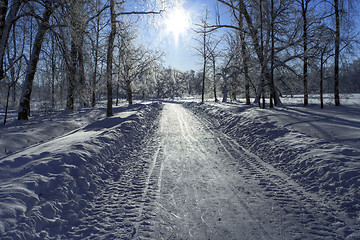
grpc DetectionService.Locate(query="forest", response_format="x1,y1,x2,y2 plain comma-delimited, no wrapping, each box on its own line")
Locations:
1,1,360,239
0,0,359,123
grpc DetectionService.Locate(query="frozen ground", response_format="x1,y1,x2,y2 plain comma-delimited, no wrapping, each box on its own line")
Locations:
0,95,359,239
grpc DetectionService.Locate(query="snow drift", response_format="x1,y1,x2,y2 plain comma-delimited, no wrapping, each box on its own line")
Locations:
184,102,360,219
0,102,162,239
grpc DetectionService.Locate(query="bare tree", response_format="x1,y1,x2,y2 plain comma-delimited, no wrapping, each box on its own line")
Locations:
334,0,340,106
206,36,222,102
105,0,116,116
238,3,251,105
88,0,106,108
18,1,59,120
194,9,211,103
0,0,22,81
117,23,163,104
105,0,164,117
215,0,282,107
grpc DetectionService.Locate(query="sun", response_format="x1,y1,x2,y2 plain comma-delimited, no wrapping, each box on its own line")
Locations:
165,5,191,43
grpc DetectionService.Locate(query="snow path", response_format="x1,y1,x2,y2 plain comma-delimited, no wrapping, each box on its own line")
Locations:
70,103,356,239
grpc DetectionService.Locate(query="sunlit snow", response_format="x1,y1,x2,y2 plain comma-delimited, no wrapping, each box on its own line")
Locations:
0,96,359,239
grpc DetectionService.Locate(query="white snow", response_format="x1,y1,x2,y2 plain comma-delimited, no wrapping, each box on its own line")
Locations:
0,95,359,239
0,101,163,239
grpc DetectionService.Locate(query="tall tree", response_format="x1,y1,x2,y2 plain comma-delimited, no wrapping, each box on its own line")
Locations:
238,3,251,105
18,1,58,120
117,23,163,105
0,0,22,81
334,0,340,106
206,37,222,102
106,0,116,117
194,9,210,103
105,0,164,117
216,0,282,107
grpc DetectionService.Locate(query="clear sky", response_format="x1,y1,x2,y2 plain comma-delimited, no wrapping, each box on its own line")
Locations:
139,0,360,72
162,0,222,72
138,0,228,72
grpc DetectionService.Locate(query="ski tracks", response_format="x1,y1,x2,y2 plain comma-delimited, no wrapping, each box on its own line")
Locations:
192,105,357,239
68,103,357,239
68,122,165,239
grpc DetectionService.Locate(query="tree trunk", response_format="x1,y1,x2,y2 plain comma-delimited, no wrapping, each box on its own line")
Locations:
66,39,77,111
18,3,54,120
239,0,282,107
91,42,98,108
260,0,265,109
238,6,250,105
221,73,228,102
202,29,206,103
334,0,340,106
78,35,88,107
106,0,116,117
0,0,21,80
116,79,119,106
127,79,133,105
213,60,218,102
0,0,8,39
269,0,275,108
302,0,308,107
320,52,324,109
51,35,56,108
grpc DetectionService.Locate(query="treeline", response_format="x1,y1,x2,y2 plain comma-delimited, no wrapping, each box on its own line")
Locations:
0,0,219,123
0,0,358,124
195,0,358,108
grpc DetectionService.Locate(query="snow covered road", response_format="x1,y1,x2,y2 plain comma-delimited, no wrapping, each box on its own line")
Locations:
69,103,358,239
153,103,282,239
151,103,357,239
1,102,359,239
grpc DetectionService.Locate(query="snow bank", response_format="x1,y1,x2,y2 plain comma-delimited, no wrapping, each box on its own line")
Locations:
0,106,107,158
185,102,360,219
0,102,162,239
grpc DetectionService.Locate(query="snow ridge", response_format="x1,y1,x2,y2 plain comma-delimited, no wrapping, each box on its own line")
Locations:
184,102,360,237
0,102,162,239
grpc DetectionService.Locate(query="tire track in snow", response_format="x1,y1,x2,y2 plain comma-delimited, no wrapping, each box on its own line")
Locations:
190,105,353,239
155,103,279,239
132,137,165,239
176,106,273,238
68,126,165,239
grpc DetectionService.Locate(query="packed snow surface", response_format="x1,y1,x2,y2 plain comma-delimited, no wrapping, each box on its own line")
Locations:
0,97,359,239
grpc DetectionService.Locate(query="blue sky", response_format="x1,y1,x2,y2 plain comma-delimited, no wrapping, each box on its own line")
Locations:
162,0,230,72
138,0,228,72
139,0,360,72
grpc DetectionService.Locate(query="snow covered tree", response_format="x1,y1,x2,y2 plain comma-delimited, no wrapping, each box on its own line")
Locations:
116,26,163,104
215,0,283,107
105,0,165,117
194,9,211,103
18,1,59,120
0,0,22,81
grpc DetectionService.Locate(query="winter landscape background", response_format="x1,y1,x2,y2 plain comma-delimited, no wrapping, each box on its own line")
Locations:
0,0,360,239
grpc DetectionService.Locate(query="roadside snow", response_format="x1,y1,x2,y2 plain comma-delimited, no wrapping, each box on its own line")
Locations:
184,101,360,230
1,95,359,239
0,102,162,239
0,106,107,158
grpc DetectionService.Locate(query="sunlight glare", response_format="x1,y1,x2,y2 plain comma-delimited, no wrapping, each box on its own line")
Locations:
165,5,191,44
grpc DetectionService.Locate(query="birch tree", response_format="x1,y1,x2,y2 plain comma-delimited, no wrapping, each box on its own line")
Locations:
117,24,163,104
194,9,211,103
216,0,282,107
334,0,340,106
105,0,165,117
18,1,59,120
0,0,22,81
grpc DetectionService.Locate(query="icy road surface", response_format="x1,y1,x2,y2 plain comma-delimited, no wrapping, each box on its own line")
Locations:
71,103,356,239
